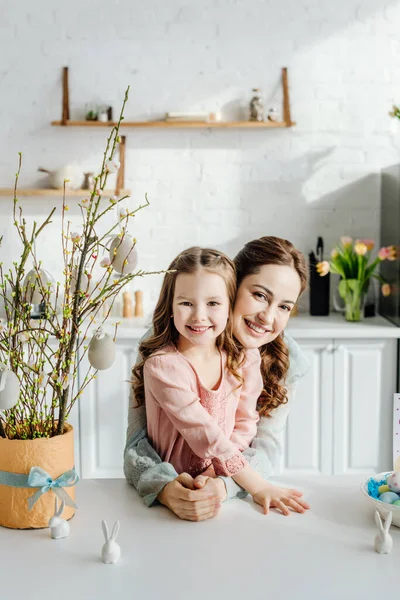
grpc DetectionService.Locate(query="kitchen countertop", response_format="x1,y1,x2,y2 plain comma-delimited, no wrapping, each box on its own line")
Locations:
104,313,400,340
0,476,397,600
287,313,400,338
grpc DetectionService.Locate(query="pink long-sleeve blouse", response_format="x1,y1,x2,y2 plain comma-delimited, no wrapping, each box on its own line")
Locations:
144,345,262,478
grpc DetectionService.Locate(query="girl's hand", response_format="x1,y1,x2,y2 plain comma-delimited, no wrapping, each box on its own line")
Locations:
199,464,217,478
193,473,227,502
252,484,310,516
158,473,222,522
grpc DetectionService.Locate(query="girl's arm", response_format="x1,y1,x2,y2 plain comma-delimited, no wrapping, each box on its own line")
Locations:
144,355,248,477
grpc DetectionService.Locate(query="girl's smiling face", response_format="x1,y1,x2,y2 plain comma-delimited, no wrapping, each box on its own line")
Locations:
232,264,302,349
172,269,230,349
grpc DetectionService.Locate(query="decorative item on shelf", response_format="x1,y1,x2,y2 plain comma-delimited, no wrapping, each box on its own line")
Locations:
81,172,95,190
122,291,134,319
134,290,144,317
38,165,82,190
97,105,109,123
267,107,279,122
85,103,98,121
165,112,212,123
0,87,160,529
101,520,121,564
317,237,397,322
107,106,113,121
88,327,117,371
309,237,330,316
249,88,265,122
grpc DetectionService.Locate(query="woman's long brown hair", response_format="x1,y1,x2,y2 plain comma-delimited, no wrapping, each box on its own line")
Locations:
234,236,308,417
132,247,244,407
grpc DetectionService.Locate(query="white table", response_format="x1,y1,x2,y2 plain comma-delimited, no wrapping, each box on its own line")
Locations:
0,476,396,600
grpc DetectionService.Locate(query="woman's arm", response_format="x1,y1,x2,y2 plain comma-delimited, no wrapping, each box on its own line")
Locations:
124,391,179,507
229,349,261,450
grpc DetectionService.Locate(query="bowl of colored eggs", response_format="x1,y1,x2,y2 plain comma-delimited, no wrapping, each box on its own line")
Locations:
361,471,400,527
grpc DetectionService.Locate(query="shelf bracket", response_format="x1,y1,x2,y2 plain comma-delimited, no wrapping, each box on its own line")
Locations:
282,67,293,127
62,66,70,126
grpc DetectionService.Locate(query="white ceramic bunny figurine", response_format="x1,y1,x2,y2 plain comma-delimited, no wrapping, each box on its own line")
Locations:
374,510,393,554
101,520,121,564
48,498,70,539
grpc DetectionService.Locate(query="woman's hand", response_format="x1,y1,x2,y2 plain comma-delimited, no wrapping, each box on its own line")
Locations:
157,473,223,521
252,484,310,516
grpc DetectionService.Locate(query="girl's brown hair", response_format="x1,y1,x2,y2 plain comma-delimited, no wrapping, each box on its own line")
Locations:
132,247,243,407
234,236,308,417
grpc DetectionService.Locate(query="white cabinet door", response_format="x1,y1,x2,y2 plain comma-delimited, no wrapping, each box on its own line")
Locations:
282,339,334,476
79,337,140,478
332,338,396,475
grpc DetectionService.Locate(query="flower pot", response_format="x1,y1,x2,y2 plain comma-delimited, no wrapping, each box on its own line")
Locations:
0,424,76,529
339,279,366,322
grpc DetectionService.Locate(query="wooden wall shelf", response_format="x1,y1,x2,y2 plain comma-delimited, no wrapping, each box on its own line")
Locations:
51,119,294,129
52,67,295,130
0,189,131,197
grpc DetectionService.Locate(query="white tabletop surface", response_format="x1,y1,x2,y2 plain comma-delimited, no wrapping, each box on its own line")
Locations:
0,475,397,600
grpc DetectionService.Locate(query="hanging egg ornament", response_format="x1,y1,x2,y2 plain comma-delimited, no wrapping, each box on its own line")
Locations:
23,268,55,306
0,368,20,410
70,265,93,295
106,159,120,174
109,234,138,275
88,328,116,371
387,472,400,493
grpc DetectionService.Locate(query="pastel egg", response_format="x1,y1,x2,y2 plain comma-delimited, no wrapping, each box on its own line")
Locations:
70,265,92,295
0,369,20,410
88,331,116,371
23,268,55,305
109,235,138,274
378,491,400,504
387,472,400,492
378,484,390,494
393,500,400,507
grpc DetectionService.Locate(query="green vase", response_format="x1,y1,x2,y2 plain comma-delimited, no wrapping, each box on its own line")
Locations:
338,279,366,322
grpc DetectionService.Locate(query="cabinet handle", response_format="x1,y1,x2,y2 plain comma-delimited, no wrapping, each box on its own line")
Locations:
325,344,334,352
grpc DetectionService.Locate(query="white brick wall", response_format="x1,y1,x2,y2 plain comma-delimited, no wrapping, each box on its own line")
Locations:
1,0,400,314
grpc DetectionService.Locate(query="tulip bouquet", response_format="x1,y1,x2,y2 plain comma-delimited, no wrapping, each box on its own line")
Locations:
317,237,396,321
0,88,160,440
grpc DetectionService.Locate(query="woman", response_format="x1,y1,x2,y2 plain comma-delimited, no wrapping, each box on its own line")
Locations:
124,236,309,520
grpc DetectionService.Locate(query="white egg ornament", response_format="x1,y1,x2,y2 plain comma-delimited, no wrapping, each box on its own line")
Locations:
109,234,138,275
88,328,116,371
0,368,20,410
387,472,400,493
70,265,93,295
23,268,55,306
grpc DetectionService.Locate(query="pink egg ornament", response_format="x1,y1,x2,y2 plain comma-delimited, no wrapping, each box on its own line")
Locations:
387,472,400,493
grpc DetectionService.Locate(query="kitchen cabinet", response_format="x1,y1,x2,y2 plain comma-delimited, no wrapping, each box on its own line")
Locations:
75,316,400,479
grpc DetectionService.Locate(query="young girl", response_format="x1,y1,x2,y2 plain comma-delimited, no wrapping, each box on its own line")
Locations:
132,246,304,509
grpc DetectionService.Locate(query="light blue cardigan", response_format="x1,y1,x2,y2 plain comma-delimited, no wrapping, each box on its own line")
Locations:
124,332,309,506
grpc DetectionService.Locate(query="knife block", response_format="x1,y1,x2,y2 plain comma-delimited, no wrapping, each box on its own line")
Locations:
309,261,330,316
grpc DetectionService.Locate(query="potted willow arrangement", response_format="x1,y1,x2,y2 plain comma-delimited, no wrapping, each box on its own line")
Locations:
0,88,157,529
317,236,396,322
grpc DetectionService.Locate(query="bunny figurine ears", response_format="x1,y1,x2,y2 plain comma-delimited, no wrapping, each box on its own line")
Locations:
101,519,121,564
374,510,393,554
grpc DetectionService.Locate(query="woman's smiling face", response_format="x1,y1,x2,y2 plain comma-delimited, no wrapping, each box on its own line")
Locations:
232,264,302,349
